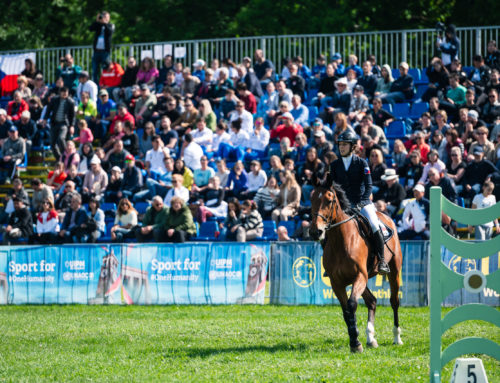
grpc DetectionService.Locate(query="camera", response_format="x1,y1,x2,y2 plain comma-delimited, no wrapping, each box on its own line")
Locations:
435,22,446,34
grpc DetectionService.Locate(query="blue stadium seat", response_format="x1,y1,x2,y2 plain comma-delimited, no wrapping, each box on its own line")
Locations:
134,201,150,215
408,68,421,83
409,102,429,120
101,202,117,212
463,66,473,76
306,89,318,105
385,120,406,140
98,222,115,243
392,68,400,79
419,70,429,84
256,220,277,241
392,103,410,119
278,220,296,236
381,103,393,113
192,221,219,241
308,106,318,122
412,84,428,102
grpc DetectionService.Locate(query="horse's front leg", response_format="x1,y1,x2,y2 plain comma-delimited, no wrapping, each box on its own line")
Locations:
362,287,378,348
346,274,368,353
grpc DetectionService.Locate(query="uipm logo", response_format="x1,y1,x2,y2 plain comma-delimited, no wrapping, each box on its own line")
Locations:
292,256,316,288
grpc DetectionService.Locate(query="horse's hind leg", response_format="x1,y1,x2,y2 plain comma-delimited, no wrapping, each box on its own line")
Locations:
362,287,378,348
388,263,403,345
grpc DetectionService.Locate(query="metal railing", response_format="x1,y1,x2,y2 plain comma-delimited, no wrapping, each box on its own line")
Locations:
1,26,499,85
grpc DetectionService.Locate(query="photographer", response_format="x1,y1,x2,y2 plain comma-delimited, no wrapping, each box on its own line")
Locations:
435,23,460,68
89,11,115,83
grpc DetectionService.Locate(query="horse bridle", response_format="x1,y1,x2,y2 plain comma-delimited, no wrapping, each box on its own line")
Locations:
314,188,355,231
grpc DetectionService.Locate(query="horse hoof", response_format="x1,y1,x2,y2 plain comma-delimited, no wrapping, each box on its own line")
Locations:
367,340,379,348
350,344,364,353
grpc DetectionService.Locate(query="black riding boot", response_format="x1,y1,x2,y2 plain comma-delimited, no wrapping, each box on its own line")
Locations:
374,230,390,275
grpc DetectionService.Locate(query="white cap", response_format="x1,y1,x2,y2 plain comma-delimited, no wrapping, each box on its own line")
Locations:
413,184,425,193
0,109,6,116
192,59,206,68
90,156,101,165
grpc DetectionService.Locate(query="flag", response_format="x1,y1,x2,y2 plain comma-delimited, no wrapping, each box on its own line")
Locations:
0,53,36,96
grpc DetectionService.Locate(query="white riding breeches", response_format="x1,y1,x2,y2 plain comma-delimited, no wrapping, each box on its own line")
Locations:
361,203,382,233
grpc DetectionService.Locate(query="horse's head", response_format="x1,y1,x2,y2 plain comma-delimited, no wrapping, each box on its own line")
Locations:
310,187,339,241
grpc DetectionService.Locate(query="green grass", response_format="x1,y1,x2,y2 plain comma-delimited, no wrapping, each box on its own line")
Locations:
0,306,498,382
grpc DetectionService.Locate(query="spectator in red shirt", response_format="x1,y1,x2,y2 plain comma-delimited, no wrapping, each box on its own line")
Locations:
409,131,431,164
7,91,29,122
47,161,68,190
236,82,257,114
99,61,125,91
110,103,135,135
270,112,303,145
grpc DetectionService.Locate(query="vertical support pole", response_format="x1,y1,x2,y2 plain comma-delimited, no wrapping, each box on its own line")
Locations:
194,42,199,61
429,186,443,383
475,29,482,56
402,31,407,64
260,38,266,58
330,36,335,61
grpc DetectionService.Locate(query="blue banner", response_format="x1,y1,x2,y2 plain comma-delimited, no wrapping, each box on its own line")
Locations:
0,243,270,305
270,241,429,306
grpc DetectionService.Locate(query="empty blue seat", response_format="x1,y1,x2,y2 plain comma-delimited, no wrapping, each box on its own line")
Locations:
392,68,400,79
256,220,277,241
385,120,406,139
98,221,115,243
412,84,428,102
392,103,410,118
308,106,318,122
408,68,421,83
419,71,429,84
381,103,393,113
278,221,296,236
192,221,219,241
463,66,473,76
409,102,429,120
134,201,150,215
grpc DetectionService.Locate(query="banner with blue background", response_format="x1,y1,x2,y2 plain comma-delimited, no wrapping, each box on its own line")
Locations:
269,241,499,306
0,243,270,305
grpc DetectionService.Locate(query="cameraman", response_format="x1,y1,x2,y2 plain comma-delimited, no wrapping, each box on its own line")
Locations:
436,24,460,68
89,11,115,83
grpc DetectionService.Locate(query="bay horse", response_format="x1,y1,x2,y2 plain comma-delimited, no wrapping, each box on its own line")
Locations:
310,184,403,353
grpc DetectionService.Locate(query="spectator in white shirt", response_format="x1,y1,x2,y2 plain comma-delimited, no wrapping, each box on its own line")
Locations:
246,117,270,152
163,174,190,207
182,133,204,171
290,94,309,127
145,135,169,176
240,160,268,199
469,181,499,240
229,100,254,134
191,118,213,150
209,121,231,154
216,119,248,162
76,71,98,102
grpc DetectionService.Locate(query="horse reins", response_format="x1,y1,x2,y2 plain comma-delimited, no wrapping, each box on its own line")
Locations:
315,190,355,231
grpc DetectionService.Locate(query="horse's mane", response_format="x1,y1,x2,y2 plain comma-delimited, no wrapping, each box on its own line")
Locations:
331,181,351,212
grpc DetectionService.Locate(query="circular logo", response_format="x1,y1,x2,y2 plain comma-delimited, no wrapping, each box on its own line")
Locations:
463,269,487,293
448,255,476,274
292,257,316,288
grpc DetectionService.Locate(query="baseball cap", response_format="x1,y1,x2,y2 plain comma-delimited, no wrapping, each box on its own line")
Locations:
332,53,342,61
192,59,206,68
354,84,364,92
125,154,135,161
0,109,7,116
90,156,101,165
79,70,89,78
111,166,121,173
314,130,325,138
140,83,149,91
280,112,293,120
413,184,425,193
313,117,323,125
99,89,108,97
472,146,484,155
467,110,479,120
8,126,18,132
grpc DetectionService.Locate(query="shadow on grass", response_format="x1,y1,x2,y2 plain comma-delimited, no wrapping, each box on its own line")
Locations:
164,342,312,359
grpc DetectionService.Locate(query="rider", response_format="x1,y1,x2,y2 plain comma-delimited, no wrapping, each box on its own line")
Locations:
322,129,390,275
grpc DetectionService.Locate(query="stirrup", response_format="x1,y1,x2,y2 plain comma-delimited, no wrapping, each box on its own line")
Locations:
378,261,390,275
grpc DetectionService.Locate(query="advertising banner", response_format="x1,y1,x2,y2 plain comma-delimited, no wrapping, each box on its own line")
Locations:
0,243,270,305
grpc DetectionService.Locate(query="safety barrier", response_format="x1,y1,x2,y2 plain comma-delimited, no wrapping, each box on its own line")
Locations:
429,186,500,382
1,26,498,85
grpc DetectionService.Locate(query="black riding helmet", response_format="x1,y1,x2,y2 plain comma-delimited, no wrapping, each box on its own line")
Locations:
337,130,358,145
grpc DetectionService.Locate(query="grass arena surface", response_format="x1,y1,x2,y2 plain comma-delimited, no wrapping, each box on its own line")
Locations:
0,305,498,382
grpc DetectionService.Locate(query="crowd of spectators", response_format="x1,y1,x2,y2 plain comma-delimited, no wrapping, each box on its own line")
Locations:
1,20,500,244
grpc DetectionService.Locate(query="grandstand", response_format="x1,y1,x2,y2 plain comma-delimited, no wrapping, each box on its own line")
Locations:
0,25,499,245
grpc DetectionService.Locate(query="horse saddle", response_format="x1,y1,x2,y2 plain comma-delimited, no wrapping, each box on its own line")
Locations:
350,208,394,244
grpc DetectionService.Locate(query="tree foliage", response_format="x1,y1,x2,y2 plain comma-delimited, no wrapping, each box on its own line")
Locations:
0,0,496,51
